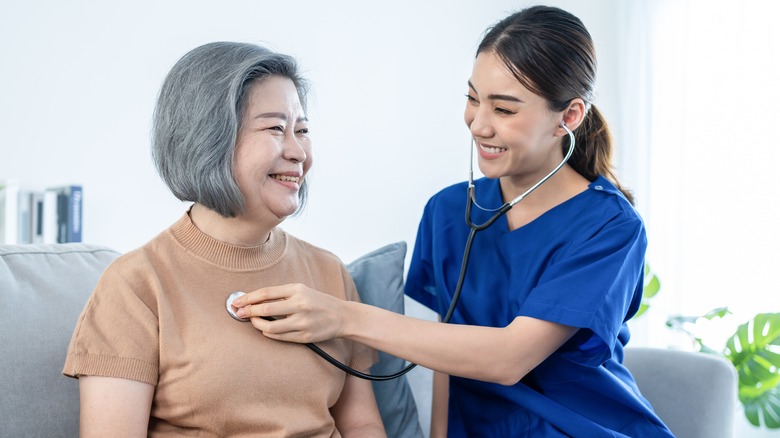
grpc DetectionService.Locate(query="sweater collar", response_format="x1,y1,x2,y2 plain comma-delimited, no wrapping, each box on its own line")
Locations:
169,212,287,270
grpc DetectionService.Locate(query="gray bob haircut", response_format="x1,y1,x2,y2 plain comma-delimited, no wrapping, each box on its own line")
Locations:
151,41,309,217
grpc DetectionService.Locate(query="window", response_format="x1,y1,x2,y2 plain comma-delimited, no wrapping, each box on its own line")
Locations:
624,0,780,348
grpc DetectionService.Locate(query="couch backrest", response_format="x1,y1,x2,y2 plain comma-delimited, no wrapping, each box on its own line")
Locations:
0,243,120,438
623,347,739,438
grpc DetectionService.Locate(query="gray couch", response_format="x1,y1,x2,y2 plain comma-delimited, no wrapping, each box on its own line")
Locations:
0,244,120,437
0,243,738,438
0,242,425,438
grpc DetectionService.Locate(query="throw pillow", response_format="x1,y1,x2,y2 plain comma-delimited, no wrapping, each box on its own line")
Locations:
347,241,424,438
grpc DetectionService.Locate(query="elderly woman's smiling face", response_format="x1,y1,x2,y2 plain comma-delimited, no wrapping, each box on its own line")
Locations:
233,75,312,223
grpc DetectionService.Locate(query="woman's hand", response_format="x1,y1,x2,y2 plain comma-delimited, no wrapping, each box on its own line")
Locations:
231,283,349,343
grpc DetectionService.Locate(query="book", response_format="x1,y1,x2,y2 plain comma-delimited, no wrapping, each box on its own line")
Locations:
30,191,45,244
17,189,32,244
50,185,83,243
42,190,58,244
0,180,20,244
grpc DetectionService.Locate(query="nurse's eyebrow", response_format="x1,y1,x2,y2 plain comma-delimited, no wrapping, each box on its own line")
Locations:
467,81,523,103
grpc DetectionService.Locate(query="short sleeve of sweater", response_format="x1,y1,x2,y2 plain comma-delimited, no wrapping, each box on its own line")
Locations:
62,255,160,385
517,211,646,367
340,264,378,372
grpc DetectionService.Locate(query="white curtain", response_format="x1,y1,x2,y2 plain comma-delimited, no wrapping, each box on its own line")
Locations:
622,0,780,348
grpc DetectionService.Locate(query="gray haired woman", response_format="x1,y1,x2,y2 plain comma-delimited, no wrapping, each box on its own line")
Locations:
63,41,385,437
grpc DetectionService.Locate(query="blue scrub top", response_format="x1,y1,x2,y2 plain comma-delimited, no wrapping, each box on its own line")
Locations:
405,176,673,437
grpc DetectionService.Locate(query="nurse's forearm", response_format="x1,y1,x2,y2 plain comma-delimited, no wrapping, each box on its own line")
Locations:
341,301,576,385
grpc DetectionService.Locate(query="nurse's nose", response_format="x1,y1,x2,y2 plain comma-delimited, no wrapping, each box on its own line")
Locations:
468,107,494,139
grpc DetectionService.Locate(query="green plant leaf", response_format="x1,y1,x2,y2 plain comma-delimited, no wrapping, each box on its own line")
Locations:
634,303,649,318
666,308,732,354
644,275,660,298
666,314,699,327
742,385,780,429
702,307,731,320
633,263,660,320
724,313,780,428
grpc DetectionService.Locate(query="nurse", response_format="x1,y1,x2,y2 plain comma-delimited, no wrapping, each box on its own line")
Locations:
234,6,674,437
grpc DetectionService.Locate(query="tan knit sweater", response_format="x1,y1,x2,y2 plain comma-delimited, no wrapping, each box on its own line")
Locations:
63,212,374,437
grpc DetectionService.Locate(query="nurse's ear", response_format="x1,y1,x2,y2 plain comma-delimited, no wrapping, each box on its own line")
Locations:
556,98,586,136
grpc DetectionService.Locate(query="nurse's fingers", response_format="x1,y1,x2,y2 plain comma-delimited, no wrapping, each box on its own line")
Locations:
248,311,335,344
245,289,348,343
236,297,291,320
231,283,305,308
248,317,322,344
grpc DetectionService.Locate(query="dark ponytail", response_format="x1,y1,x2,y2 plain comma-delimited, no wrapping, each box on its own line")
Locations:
477,6,634,204
570,106,634,204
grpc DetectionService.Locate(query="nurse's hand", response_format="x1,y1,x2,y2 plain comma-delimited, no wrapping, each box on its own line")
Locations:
231,283,348,343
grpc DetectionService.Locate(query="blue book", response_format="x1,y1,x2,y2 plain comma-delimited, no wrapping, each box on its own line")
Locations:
50,185,83,243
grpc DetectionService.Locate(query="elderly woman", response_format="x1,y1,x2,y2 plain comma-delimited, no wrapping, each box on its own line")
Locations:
62,42,385,437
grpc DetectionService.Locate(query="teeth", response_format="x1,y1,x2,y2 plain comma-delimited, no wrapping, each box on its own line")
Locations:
272,175,300,183
480,144,506,154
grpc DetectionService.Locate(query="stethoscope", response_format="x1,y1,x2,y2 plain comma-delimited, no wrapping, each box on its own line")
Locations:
226,122,576,381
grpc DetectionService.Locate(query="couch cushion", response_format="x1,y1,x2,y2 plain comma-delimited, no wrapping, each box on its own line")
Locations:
347,242,424,438
0,243,120,437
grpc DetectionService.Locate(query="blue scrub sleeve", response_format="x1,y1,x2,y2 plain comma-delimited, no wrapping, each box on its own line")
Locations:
517,211,646,367
404,199,437,310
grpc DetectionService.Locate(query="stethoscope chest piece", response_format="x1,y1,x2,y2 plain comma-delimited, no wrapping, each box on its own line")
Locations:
226,291,249,322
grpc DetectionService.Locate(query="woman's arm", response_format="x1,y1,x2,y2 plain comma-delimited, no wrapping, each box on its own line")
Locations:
330,373,386,437
79,376,154,438
233,285,577,385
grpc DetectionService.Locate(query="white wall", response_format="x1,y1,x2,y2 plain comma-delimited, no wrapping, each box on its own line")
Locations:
0,0,620,263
